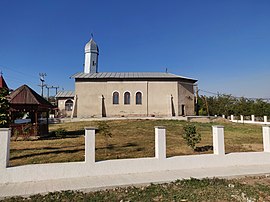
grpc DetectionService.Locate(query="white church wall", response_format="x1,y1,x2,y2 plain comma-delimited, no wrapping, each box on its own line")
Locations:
106,81,148,116
75,80,195,117
57,98,74,117
178,82,195,116
76,82,107,117
147,81,178,117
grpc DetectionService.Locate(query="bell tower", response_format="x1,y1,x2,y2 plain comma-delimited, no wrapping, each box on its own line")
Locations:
84,36,99,73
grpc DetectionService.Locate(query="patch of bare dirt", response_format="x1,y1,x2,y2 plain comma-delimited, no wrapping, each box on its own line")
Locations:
189,118,211,123
242,143,263,152
213,117,231,123
236,175,270,186
189,117,230,123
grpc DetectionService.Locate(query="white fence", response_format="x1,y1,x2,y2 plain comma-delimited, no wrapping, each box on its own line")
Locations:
1,126,270,184
230,115,270,124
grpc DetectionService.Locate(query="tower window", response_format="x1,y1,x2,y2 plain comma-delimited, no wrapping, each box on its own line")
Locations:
113,92,119,104
92,61,95,66
136,92,142,105
124,92,130,105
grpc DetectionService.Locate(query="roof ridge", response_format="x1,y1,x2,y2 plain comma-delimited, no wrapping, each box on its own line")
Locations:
10,85,53,107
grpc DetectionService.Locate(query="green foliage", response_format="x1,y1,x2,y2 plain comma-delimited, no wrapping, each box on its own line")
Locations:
5,177,270,201
54,128,67,138
182,124,201,150
198,94,270,117
0,87,9,128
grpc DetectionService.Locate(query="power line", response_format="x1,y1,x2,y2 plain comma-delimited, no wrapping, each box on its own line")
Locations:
45,85,60,99
199,89,270,100
0,65,37,79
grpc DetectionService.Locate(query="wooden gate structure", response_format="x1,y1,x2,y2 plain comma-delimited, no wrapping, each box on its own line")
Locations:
9,85,53,137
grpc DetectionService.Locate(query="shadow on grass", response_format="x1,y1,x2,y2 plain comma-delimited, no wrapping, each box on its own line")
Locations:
10,147,85,161
10,144,85,152
10,141,141,159
40,129,85,140
194,145,213,152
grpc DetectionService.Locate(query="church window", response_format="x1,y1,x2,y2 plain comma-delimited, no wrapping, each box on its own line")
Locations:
65,99,73,111
136,92,142,105
124,92,130,105
113,92,119,104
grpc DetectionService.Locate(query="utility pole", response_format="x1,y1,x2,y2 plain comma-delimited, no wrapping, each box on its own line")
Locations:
45,85,50,100
45,85,59,101
39,73,47,97
51,86,59,95
195,84,199,116
202,95,209,116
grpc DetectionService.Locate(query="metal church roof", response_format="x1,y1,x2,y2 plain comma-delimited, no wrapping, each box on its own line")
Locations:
55,91,75,98
71,72,197,82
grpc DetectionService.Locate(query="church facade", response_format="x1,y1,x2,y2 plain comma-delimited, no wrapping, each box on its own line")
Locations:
71,38,197,118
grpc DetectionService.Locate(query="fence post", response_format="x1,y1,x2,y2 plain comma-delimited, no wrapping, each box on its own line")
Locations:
0,128,11,169
155,126,166,160
264,116,268,123
85,127,96,164
263,126,270,152
251,115,255,122
231,115,234,121
240,115,244,123
212,125,225,155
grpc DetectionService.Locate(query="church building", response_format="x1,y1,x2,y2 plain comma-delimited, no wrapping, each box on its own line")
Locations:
59,38,198,118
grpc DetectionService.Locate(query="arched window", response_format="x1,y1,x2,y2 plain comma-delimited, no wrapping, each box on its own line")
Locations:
124,92,130,105
65,99,73,111
112,91,119,104
136,92,142,105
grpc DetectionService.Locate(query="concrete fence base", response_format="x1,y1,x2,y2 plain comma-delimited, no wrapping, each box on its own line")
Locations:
230,115,270,125
1,126,270,184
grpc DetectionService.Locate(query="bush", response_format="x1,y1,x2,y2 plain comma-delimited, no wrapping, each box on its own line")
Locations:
54,128,67,138
182,124,201,150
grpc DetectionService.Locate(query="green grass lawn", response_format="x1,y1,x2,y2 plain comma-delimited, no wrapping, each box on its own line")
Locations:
9,119,263,167
3,176,270,201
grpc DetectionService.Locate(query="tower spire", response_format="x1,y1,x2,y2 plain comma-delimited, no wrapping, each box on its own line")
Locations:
84,36,99,74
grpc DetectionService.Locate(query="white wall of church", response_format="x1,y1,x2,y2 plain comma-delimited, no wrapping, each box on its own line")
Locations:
106,81,147,116
57,98,74,117
178,82,195,116
147,81,178,116
75,80,194,118
75,82,106,117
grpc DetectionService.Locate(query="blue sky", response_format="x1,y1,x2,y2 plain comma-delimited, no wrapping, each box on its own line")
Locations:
0,0,270,98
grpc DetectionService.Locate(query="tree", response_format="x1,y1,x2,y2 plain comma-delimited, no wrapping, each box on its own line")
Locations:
198,94,270,118
0,87,10,128
182,124,201,150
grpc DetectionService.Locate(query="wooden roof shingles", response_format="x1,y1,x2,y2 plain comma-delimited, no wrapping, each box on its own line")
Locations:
9,85,53,111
